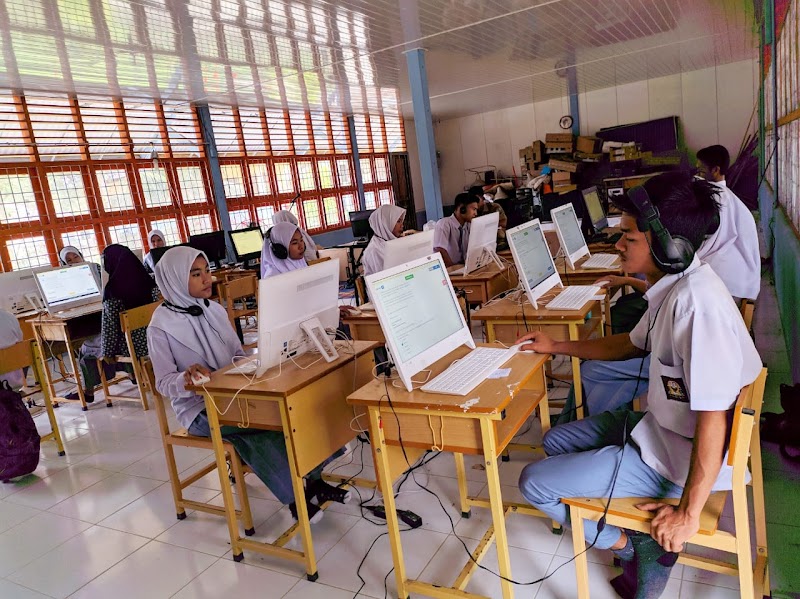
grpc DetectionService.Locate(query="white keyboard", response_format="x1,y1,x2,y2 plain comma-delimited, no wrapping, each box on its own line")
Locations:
582,253,619,269
229,360,259,375
52,303,103,318
421,347,518,396
545,285,600,311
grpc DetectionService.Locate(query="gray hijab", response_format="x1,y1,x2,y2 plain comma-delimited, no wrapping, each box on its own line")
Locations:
149,246,241,370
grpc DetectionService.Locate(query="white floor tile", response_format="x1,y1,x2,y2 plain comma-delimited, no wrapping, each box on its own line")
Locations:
282,579,371,599
680,580,740,598
7,525,149,599
68,540,216,599
0,579,52,599
171,558,298,599
456,508,564,555
0,500,41,534
122,448,211,482
0,511,92,577
48,473,162,524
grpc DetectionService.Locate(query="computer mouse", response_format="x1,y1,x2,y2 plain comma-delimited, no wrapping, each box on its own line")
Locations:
192,373,211,385
508,343,535,354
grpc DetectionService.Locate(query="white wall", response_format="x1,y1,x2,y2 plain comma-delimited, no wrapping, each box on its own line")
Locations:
406,59,758,208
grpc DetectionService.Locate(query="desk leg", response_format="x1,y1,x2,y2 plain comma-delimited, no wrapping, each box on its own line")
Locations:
279,401,319,581
479,418,514,599
453,453,470,518
601,296,609,337
368,407,409,599
485,322,497,343
63,331,88,411
568,323,584,420
203,393,244,561
33,341,65,456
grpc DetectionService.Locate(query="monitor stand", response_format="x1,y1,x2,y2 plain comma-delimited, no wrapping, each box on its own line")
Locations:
475,246,503,271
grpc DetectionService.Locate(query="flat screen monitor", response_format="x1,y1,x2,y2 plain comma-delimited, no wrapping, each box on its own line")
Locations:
462,211,499,275
349,210,374,240
255,259,340,375
34,264,101,314
189,231,228,268
365,253,474,392
150,244,190,267
0,266,50,314
506,219,562,309
581,186,607,232
551,203,590,269
383,230,435,271
228,227,263,263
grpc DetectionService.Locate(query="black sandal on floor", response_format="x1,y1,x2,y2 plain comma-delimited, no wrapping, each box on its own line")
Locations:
308,478,352,505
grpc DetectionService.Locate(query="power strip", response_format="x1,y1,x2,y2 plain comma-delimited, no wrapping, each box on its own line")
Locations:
365,505,422,529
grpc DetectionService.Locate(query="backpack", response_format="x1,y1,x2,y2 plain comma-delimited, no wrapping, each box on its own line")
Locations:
0,380,40,483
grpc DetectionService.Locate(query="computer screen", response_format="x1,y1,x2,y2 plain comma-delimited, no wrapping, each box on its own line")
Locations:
36,264,100,309
189,231,227,266
508,221,556,291
229,227,263,261
150,244,190,266
582,187,607,230
349,210,374,239
383,230,435,271
552,204,585,256
0,267,49,313
462,211,499,274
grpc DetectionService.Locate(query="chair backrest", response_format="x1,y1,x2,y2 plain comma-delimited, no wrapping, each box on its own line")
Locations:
355,275,368,305
224,274,257,303
142,358,173,438
120,300,162,333
740,299,755,332
0,339,33,375
307,256,332,266
728,367,768,486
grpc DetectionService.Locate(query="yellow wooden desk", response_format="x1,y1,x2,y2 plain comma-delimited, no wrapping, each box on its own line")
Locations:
471,292,605,420
190,340,379,580
29,306,105,411
447,262,517,306
341,310,384,343
347,345,551,599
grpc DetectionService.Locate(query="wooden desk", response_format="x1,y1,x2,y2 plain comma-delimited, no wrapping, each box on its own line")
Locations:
347,345,551,599
191,340,379,580
16,309,43,340
472,293,605,419
447,262,517,306
554,255,622,286
341,310,384,343
29,306,105,411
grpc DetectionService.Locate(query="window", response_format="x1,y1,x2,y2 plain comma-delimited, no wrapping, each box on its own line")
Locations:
318,160,335,189
96,169,134,212
0,173,38,224
108,223,143,250
302,199,322,229
187,214,213,235
342,194,356,220
139,167,172,207
297,160,316,191
322,196,341,226
249,163,271,196
379,188,392,206
364,191,377,209
229,209,252,229
61,229,100,263
240,108,267,155
360,158,373,185
256,205,276,231
375,157,389,183
274,162,295,194
177,166,208,204
148,218,182,245
336,159,352,186
7,236,50,270
46,171,91,217
220,164,246,198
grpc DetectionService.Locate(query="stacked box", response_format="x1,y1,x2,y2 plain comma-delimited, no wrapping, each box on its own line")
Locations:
531,140,545,164
576,136,603,154
545,132,574,154
548,158,581,173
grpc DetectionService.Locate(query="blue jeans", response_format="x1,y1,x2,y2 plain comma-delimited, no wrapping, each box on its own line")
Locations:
519,411,682,549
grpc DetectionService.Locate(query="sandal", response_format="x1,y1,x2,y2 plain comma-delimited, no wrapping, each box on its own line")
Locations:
308,478,352,505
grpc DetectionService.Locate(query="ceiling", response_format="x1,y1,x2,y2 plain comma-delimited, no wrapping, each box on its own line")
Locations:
0,0,758,121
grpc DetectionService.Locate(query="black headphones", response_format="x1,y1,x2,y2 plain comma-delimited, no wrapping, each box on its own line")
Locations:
163,299,205,317
267,227,289,260
459,204,467,215
627,186,694,275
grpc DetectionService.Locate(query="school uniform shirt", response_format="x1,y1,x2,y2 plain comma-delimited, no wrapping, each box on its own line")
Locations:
696,180,760,300
629,256,762,491
433,214,471,264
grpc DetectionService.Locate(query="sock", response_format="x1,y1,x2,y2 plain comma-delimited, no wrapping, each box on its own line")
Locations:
610,533,637,599
611,533,635,561
630,533,676,599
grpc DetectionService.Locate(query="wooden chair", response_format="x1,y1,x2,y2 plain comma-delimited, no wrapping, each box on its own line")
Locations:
307,256,332,266
355,275,368,305
564,367,769,599
0,339,65,456
97,301,162,410
740,299,755,332
221,275,258,345
143,359,255,535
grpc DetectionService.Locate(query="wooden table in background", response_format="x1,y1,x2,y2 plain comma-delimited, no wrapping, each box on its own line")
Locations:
341,310,384,343
447,262,517,306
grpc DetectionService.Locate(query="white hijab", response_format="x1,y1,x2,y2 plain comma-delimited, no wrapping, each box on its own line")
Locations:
59,245,83,265
273,210,318,261
362,205,406,276
260,222,308,279
149,246,241,370
147,229,166,249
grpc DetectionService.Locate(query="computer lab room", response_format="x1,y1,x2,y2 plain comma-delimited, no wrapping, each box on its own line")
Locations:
0,1,798,598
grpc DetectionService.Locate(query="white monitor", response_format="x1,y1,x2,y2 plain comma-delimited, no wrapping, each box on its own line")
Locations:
0,266,50,314
34,264,102,314
582,186,607,231
506,219,562,309
256,259,340,375
551,203,590,269
462,211,500,275
383,230,435,271
366,253,474,392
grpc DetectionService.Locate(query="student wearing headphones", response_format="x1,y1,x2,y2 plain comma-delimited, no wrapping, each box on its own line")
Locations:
147,246,350,523
272,209,320,262
260,221,307,279
516,174,761,598
433,192,479,267
361,204,406,276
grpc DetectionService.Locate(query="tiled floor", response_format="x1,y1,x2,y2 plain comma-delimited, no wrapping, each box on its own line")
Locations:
0,274,794,599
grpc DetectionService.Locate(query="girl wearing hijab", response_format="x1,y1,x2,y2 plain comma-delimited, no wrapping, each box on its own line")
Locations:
147,246,349,522
143,229,167,273
272,210,319,262
361,205,406,276
100,244,160,368
260,221,308,279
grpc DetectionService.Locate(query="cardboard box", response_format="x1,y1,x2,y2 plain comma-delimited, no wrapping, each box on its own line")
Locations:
548,158,581,173
546,133,574,143
577,136,602,154
575,151,603,162
545,142,574,154
603,140,636,153
531,140,545,164
553,184,578,193
552,171,572,184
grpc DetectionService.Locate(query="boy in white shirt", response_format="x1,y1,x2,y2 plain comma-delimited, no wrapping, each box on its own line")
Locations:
516,174,762,598
433,193,478,267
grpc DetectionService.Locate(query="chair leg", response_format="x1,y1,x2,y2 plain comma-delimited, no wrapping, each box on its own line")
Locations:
230,450,255,536
163,443,186,519
732,486,755,599
97,358,113,407
132,358,149,411
570,506,591,599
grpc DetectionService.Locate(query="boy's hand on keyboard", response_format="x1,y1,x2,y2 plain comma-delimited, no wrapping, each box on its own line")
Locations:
515,332,557,355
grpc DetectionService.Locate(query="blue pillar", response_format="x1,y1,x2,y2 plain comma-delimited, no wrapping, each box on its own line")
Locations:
565,50,580,136
405,48,443,221
348,115,366,211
